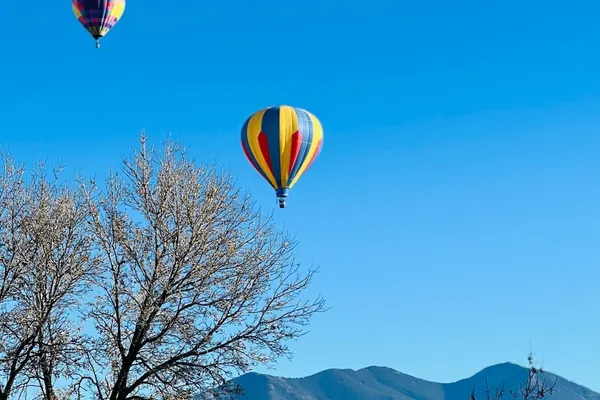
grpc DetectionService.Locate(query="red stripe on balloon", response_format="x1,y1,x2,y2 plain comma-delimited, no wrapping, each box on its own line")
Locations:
288,131,302,174
258,132,273,173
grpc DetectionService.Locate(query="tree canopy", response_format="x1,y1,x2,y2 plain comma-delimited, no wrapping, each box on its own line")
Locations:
0,135,325,400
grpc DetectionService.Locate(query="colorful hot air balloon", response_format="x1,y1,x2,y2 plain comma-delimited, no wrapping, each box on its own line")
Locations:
72,0,126,48
241,105,323,208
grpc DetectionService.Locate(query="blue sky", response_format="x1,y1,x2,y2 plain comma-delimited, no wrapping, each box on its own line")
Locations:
1,0,600,393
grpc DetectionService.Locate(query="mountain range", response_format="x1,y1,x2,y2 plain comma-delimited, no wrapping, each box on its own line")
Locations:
197,362,600,400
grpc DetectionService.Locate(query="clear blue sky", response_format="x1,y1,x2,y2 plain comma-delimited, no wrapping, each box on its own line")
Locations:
1,0,600,393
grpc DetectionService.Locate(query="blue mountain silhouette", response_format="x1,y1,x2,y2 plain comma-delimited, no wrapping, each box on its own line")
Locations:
197,362,600,400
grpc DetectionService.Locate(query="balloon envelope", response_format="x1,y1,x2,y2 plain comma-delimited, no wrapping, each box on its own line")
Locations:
72,0,125,43
241,105,323,201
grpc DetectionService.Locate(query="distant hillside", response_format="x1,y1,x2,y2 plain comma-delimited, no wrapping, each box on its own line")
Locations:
196,362,600,400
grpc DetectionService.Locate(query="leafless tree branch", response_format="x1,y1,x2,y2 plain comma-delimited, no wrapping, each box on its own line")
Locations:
471,352,556,400
0,154,97,400
75,135,326,400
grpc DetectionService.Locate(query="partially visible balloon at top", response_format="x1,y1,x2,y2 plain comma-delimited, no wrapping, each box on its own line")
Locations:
72,0,126,48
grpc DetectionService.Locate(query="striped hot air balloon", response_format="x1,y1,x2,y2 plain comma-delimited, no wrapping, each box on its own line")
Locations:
241,105,323,208
72,0,126,48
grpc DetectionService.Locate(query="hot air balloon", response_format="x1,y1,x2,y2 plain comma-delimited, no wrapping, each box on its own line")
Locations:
241,105,323,208
72,0,126,48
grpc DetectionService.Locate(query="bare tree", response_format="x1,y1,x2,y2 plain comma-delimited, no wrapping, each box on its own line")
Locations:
470,353,556,400
78,136,325,400
470,379,504,400
507,353,556,400
0,154,30,400
0,156,97,400
21,164,98,400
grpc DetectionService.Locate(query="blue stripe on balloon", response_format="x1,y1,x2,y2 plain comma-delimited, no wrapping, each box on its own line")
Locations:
287,107,313,184
261,106,283,188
